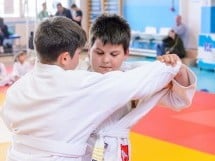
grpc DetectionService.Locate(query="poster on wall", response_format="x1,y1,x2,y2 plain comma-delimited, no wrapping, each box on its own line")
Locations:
197,34,215,70
198,34,215,61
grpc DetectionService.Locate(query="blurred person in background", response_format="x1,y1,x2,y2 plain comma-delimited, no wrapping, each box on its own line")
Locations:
0,17,10,53
71,3,83,26
55,2,72,19
38,2,49,21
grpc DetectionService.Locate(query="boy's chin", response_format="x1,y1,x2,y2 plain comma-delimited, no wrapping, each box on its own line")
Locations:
101,68,113,74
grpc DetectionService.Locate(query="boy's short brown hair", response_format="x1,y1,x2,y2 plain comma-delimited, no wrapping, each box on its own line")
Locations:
34,16,86,63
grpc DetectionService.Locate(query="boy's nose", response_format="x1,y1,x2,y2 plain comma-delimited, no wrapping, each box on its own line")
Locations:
102,55,111,63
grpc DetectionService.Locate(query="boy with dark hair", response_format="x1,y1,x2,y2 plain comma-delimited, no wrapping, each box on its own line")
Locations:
87,14,131,74
85,14,196,161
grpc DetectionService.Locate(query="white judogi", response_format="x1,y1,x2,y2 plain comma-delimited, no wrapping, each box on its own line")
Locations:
88,61,196,161
2,61,183,161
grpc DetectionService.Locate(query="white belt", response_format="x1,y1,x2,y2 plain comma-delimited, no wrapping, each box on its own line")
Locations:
12,134,87,158
98,129,129,139
92,129,130,161
92,92,166,161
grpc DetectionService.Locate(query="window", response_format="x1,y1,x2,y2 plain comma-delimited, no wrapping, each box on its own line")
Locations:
0,0,20,17
0,0,76,18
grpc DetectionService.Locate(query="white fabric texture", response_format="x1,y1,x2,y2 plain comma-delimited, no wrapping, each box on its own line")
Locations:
90,61,196,161
2,61,182,161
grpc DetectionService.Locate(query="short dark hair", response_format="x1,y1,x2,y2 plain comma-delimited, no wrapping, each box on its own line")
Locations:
34,16,86,63
57,3,62,7
89,14,131,52
71,3,77,8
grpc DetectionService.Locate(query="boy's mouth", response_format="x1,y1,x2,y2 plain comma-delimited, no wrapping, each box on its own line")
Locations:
99,66,112,71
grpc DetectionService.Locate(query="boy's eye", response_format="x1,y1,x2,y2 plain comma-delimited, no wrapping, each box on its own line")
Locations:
111,53,119,57
96,51,104,55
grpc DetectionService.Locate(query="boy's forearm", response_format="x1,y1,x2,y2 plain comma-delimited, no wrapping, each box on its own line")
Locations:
159,65,196,109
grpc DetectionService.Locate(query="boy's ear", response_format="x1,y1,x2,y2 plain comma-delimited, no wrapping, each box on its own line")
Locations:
57,52,70,67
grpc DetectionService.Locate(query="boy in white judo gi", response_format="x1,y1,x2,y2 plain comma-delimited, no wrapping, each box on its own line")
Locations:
12,51,33,82
84,14,196,161
2,16,194,161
